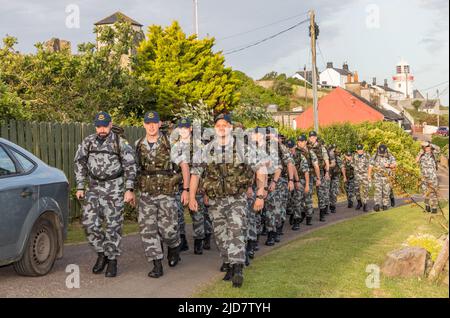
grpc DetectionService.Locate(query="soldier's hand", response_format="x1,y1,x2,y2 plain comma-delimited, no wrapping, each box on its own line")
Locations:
288,180,294,192
189,198,199,212
343,177,348,183
181,190,190,206
76,190,85,200
203,194,210,206
305,185,310,194
316,179,321,187
268,181,276,192
295,181,301,190
253,198,264,212
246,187,254,199
325,172,330,180
124,190,135,207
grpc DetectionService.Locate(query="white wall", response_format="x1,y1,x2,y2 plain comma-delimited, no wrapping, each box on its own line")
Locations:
319,69,341,87
423,125,438,134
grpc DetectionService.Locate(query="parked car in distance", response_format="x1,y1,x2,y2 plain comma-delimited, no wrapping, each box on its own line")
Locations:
433,126,449,137
0,138,69,276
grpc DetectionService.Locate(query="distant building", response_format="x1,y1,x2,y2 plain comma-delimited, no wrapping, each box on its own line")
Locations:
319,62,354,88
94,12,144,68
44,38,71,53
293,69,313,84
392,59,414,98
294,87,409,130
413,89,425,100
419,99,441,115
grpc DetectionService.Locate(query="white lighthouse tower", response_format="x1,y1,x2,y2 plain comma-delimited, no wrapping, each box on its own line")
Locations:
392,59,414,99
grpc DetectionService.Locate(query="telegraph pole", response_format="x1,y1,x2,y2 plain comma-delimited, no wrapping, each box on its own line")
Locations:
193,0,199,36
309,10,319,132
436,89,440,127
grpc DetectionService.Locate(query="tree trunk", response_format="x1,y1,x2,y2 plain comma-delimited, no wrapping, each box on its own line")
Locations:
428,235,449,282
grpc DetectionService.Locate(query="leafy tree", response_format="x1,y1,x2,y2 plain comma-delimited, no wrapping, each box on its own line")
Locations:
134,21,239,119
0,80,31,121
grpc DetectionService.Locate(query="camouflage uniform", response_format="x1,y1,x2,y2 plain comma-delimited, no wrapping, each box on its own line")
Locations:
343,157,356,203
135,134,182,261
370,152,397,207
308,141,330,210
191,137,262,266
293,147,316,219
418,152,439,209
353,153,371,204
328,150,343,210
74,132,136,260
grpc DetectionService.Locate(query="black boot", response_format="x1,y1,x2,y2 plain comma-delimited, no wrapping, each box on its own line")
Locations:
203,233,211,250
194,239,203,255
363,203,368,212
289,214,294,225
247,241,255,259
306,216,313,226
220,262,230,272
356,200,362,210
92,252,108,274
390,192,395,207
167,245,181,267
105,259,117,277
425,205,431,213
292,219,300,231
179,234,189,252
347,200,353,208
223,263,233,281
324,206,329,215
382,205,388,211
373,204,380,212
274,232,281,243
330,205,336,213
148,259,163,278
254,235,260,251
245,251,250,267
265,231,276,246
299,212,306,223
431,208,438,214
232,263,244,288
319,209,326,222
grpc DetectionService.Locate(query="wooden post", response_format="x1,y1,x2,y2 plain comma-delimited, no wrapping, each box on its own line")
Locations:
428,235,449,282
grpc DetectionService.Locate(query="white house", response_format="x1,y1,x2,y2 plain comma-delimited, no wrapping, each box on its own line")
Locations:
292,70,312,85
319,62,353,88
371,78,405,103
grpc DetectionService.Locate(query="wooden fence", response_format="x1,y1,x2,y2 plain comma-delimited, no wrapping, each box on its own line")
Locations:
0,120,145,220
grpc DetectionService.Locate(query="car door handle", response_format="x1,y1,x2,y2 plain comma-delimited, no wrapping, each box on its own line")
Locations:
20,189,34,198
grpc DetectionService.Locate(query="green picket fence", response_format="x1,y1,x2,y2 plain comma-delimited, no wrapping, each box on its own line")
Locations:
0,120,145,220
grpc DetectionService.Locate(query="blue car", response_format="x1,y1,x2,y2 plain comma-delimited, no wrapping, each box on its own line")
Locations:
0,138,69,276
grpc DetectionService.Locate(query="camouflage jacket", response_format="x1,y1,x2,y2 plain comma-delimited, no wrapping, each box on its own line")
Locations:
191,137,266,199
418,152,438,179
370,152,396,179
328,149,343,177
135,133,182,195
308,141,329,170
352,153,371,178
294,147,318,179
74,132,137,190
343,157,355,179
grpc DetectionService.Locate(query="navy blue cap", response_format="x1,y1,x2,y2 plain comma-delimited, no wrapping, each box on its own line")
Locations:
309,130,317,137
178,118,191,128
144,111,160,123
345,151,353,156
286,139,296,148
94,111,111,127
356,144,364,150
214,113,232,124
298,134,307,142
378,144,387,153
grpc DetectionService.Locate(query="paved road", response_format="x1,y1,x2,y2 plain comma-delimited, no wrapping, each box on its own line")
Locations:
0,196,419,298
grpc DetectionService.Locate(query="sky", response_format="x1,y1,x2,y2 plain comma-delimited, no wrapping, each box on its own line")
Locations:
1,0,449,105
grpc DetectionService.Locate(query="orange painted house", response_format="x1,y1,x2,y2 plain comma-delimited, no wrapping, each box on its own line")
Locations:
294,87,389,130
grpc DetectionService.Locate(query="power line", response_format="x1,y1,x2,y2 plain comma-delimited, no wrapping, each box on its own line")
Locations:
216,11,309,41
419,80,449,92
223,18,309,56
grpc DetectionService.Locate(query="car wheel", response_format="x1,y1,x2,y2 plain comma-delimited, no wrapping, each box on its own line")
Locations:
13,217,58,276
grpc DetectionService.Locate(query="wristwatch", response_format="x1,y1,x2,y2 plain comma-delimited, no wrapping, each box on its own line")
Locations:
183,187,190,192
126,188,134,192
256,194,264,199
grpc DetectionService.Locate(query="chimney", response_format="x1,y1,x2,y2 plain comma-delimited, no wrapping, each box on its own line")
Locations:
343,63,349,71
384,79,388,88
326,62,333,69
372,77,377,86
353,71,359,83
362,80,367,87
347,74,352,83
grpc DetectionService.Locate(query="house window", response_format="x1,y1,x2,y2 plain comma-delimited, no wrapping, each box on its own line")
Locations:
396,66,402,74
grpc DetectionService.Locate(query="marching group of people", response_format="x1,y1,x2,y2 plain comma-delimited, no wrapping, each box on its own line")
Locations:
74,110,440,288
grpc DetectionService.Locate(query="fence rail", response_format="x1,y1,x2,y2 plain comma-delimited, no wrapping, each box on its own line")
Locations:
0,120,145,219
